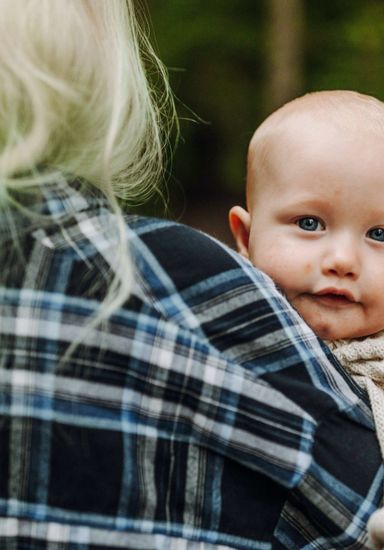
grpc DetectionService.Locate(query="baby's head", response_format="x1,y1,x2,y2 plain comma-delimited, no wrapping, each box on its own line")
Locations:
230,90,384,340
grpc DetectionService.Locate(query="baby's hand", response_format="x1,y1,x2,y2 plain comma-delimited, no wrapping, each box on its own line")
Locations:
368,508,384,549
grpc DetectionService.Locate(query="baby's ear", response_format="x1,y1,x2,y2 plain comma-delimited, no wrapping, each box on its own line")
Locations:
228,206,251,258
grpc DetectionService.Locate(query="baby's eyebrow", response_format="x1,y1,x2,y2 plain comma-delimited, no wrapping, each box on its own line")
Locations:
279,197,329,210
280,197,384,223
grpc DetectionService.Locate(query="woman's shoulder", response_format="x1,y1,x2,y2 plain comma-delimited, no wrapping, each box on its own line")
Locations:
126,214,246,291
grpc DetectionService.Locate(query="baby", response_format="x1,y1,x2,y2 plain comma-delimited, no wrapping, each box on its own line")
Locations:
229,90,384,548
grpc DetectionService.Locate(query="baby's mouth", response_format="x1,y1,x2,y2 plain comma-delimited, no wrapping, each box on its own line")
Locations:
312,289,356,308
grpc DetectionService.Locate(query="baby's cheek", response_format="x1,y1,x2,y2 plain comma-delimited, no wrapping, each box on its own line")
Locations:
304,262,313,275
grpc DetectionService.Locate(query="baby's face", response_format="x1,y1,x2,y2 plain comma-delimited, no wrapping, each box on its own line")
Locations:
230,118,384,340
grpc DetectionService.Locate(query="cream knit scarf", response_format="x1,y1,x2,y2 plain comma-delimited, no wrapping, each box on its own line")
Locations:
326,331,384,458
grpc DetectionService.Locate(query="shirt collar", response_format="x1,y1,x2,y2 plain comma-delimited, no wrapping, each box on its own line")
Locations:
0,175,110,243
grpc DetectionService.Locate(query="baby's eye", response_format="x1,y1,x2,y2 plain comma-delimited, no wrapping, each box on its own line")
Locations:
296,217,324,232
367,227,384,242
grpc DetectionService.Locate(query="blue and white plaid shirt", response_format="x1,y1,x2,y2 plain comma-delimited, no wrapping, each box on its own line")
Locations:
0,178,382,549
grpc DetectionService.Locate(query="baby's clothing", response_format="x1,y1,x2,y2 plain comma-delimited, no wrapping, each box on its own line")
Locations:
327,332,384,457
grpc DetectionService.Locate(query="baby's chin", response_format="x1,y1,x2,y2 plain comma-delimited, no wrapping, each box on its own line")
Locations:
305,318,380,342
287,294,384,341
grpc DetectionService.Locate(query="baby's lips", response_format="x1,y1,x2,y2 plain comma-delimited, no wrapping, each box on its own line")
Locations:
315,287,355,302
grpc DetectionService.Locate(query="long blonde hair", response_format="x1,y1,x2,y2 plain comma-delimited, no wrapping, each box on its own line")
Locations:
0,0,173,193
0,0,176,350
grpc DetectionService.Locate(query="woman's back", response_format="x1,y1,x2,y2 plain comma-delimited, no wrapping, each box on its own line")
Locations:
0,177,381,548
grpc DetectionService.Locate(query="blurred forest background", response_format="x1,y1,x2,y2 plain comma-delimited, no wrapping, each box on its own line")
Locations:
141,0,384,246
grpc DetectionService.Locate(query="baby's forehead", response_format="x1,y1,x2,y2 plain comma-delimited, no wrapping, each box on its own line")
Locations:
251,91,384,151
248,92,384,178
246,91,384,206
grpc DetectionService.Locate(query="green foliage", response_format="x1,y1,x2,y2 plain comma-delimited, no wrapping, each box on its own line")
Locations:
306,0,384,96
146,0,267,200
143,0,384,205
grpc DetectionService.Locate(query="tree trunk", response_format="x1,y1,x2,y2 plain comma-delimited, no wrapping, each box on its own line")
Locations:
266,0,304,112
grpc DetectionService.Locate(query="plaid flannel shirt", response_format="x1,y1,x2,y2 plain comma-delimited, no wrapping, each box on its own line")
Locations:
0,178,382,549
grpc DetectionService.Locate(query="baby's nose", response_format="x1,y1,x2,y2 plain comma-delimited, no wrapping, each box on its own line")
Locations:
321,240,360,280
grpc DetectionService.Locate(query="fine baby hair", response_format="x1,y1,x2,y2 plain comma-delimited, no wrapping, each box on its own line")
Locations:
246,90,384,205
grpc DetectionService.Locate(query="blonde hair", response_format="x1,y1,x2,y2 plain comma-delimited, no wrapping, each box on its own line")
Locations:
0,0,176,351
247,90,384,206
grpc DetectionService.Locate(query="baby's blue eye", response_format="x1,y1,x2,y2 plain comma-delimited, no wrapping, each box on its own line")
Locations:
368,227,384,242
296,217,322,231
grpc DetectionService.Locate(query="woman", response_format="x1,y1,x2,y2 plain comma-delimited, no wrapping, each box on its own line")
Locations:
0,1,381,548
